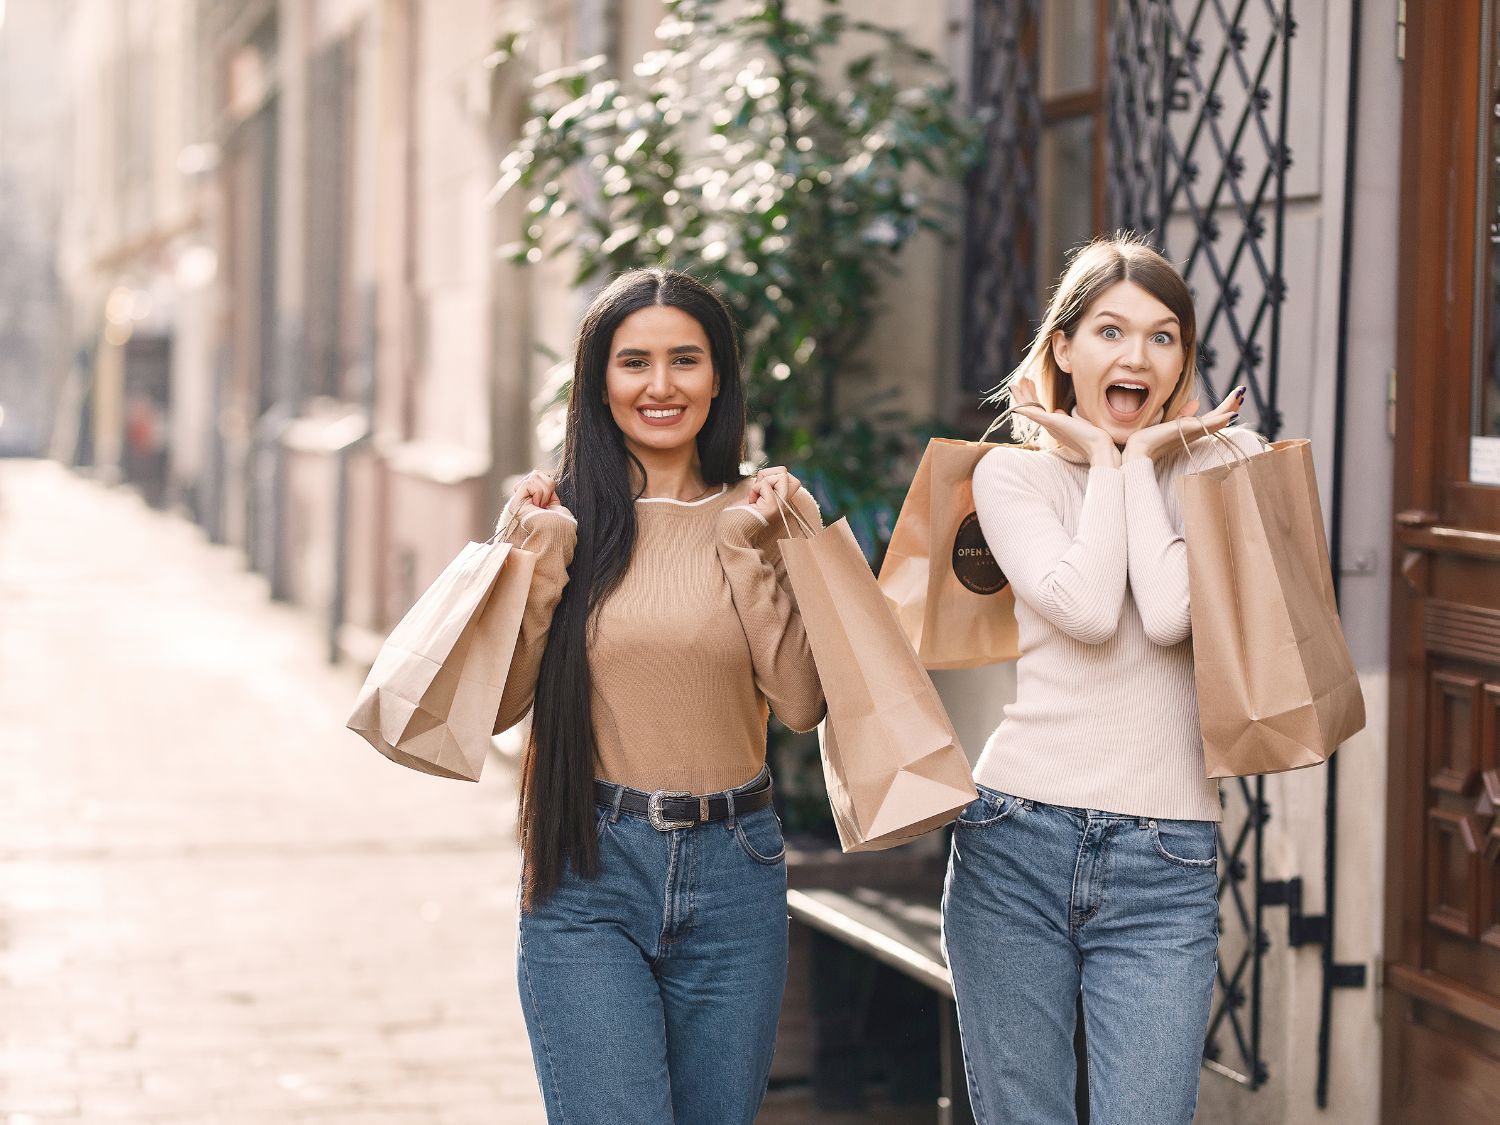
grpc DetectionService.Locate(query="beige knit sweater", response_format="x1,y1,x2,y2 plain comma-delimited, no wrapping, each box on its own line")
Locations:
971,428,1264,822
493,479,826,794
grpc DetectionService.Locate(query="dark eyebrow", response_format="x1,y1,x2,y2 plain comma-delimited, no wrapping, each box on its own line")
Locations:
614,344,707,358
1091,308,1179,329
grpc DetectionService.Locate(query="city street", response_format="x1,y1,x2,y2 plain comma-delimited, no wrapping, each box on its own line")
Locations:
0,461,545,1123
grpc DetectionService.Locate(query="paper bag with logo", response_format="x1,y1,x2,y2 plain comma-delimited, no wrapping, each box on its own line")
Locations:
347,535,536,782
1180,435,1365,777
777,498,977,851
879,437,1020,669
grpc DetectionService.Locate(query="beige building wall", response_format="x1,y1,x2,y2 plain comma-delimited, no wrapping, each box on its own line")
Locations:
280,0,373,615
56,0,205,489
0,0,68,456
370,0,506,626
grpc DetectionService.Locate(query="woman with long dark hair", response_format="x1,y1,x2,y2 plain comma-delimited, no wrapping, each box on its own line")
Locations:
492,268,824,1123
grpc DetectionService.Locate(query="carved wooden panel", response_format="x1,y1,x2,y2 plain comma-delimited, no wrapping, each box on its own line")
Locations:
1482,825,1500,951
1425,600,1500,665
1480,687,1500,950
1482,686,1500,803
1428,806,1483,939
1429,672,1481,795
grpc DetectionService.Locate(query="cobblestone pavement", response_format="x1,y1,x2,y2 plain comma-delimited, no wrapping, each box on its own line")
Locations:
0,462,545,1124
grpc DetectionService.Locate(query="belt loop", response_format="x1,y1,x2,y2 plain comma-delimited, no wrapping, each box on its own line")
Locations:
725,790,736,831
699,795,710,823
608,785,625,823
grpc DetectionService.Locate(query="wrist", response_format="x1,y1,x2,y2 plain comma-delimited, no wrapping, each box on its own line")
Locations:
1121,435,1157,465
1089,441,1122,469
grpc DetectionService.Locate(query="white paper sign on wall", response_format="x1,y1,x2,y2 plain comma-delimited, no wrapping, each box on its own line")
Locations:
1471,435,1500,486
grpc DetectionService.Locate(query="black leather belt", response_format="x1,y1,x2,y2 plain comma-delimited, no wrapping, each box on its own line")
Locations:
593,770,774,832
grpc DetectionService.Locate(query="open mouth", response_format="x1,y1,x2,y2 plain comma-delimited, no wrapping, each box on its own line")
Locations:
1103,382,1150,423
637,405,688,427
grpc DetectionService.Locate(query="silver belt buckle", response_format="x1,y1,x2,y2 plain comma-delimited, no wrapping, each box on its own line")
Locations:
647,790,696,832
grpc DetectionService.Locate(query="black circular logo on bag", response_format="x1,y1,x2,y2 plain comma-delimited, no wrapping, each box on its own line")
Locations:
952,511,1007,595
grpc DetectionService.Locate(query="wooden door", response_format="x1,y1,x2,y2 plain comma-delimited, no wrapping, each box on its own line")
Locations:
1385,1,1500,1118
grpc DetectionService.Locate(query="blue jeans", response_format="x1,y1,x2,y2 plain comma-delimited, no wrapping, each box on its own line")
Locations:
941,785,1218,1125
517,770,788,1124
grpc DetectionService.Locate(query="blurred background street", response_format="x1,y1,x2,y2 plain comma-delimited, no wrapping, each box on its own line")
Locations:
0,459,543,1123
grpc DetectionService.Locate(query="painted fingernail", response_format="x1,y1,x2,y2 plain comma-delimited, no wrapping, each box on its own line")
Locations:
1236,386,1247,398
1230,413,1240,423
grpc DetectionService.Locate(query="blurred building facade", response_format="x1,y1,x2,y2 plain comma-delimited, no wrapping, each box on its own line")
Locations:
0,0,68,456
43,1,1500,1122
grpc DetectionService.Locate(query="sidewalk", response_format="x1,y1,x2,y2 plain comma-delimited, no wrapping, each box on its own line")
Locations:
0,461,545,1123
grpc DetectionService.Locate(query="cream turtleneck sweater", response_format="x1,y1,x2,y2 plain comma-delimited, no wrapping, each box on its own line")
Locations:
493,479,825,795
970,427,1265,822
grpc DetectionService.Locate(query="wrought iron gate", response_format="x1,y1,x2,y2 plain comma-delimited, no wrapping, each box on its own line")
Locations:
961,0,1040,393
964,0,1297,1091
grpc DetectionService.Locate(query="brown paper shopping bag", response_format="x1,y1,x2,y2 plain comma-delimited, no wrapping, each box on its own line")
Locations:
1180,435,1365,778
777,498,977,851
879,437,1019,669
347,536,536,781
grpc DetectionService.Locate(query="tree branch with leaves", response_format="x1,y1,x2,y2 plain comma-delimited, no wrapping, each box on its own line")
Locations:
492,0,984,559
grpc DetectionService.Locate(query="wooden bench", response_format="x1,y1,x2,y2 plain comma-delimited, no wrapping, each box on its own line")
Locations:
785,860,974,1124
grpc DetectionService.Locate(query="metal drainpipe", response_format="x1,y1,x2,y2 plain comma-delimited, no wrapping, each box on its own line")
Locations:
1319,0,1363,1108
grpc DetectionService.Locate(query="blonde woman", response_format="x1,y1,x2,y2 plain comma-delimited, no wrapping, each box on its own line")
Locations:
942,234,1260,1123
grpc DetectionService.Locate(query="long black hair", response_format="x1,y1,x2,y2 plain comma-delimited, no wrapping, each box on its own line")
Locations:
521,268,747,905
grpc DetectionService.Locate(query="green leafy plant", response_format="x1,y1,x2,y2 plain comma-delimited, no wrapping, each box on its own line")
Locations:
492,0,984,561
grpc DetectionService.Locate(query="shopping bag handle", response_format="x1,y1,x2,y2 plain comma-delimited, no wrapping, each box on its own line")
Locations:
771,487,819,539
488,505,525,545
1175,419,1252,473
978,394,1045,444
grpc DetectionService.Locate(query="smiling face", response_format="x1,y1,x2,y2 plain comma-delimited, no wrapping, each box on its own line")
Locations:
1052,280,1188,446
604,304,718,462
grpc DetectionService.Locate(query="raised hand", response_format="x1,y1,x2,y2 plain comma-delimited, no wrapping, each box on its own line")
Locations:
511,470,566,511
1010,378,1122,468
1122,385,1245,465
747,465,803,520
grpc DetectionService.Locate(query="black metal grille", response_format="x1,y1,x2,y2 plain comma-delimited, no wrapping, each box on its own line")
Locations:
968,0,1294,1093
1107,0,1294,1090
1108,0,1294,443
960,0,1041,395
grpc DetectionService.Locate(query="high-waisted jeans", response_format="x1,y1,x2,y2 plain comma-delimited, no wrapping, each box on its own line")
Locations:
517,768,788,1124
941,784,1219,1125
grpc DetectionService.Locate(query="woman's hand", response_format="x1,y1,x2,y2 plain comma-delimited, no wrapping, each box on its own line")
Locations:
747,466,802,520
1010,376,1121,468
511,469,562,510
1122,385,1245,465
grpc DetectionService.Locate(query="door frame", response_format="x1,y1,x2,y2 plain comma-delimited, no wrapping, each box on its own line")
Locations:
1385,0,1500,1118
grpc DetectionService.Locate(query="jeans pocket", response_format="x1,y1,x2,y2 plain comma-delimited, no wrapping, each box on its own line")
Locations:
734,808,786,865
1149,819,1219,869
955,786,1022,829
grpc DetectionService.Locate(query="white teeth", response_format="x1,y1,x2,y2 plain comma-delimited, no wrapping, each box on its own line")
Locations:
1110,382,1148,391
642,408,684,419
